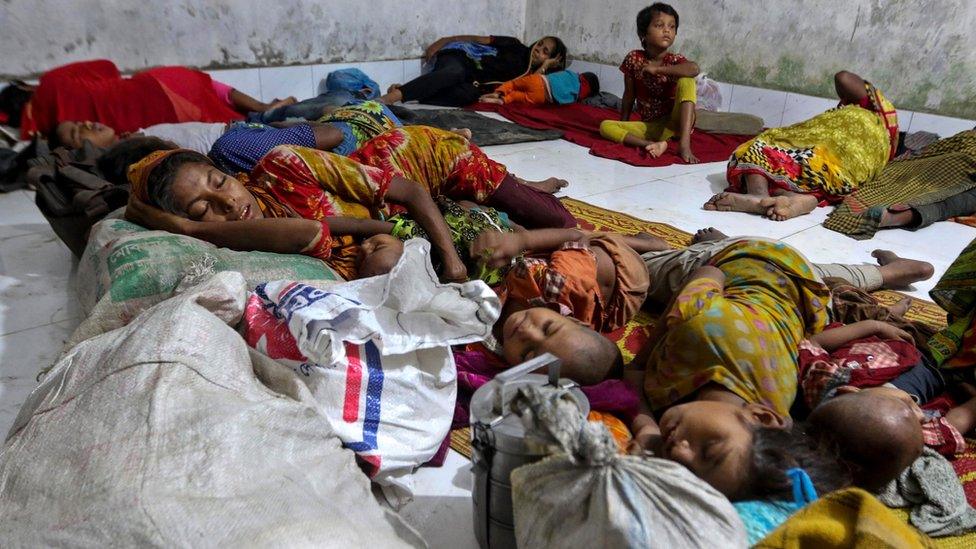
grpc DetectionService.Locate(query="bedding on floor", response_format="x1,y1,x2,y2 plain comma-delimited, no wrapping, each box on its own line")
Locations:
471,101,754,167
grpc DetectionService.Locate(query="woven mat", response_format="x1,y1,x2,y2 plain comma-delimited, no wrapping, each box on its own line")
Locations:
450,198,974,538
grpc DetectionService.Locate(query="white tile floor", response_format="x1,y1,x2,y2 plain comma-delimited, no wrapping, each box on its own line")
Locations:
2,112,976,547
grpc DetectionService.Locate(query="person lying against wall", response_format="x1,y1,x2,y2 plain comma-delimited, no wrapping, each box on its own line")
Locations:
705,70,899,221
6,59,295,140
380,35,568,107
53,100,405,175
121,126,575,280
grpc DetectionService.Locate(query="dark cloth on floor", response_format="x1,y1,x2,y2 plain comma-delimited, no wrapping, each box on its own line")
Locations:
914,187,976,229
388,105,562,146
825,130,976,239
472,102,753,167
582,91,622,111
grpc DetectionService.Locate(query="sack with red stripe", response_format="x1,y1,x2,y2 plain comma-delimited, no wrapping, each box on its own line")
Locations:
242,239,500,500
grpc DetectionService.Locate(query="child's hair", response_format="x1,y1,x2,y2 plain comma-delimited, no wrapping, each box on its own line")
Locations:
97,136,179,186
740,426,852,501
581,72,600,97
146,150,213,213
0,82,32,128
637,3,680,36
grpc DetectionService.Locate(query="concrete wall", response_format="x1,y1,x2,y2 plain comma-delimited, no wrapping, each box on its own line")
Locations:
525,0,976,119
0,0,527,78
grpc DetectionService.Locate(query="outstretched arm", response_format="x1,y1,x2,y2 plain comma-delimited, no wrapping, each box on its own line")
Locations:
810,320,913,351
470,228,585,269
386,176,467,281
648,61,700,78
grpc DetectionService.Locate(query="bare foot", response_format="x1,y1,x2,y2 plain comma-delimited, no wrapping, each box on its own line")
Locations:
760,194,818,221
450,127,473,140
888,297,913,317
702,192,768,215
679,142,699,164
268,96,297,110
879,205,916,228
387,83,401,94
872,250,935,288
691,227,729,244
625,231,672,253
644,141,668,158
380,88,403,105
521,176,568,194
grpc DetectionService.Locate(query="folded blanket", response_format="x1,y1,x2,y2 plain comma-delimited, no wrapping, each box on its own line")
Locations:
389,105,562,146
472,102,753,167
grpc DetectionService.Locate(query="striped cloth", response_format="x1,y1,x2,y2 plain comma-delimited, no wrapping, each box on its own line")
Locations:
824,130,976,239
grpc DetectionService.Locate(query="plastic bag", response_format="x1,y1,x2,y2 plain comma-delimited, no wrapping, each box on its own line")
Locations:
325,68,380,99
696,73,723,112
242,239,500,502
509,385,748,548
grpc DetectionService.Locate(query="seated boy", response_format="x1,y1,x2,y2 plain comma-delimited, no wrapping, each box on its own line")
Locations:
801,319,976,490
479,70,600,105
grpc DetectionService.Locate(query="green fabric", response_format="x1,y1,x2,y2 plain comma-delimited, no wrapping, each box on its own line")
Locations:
928,237,976,366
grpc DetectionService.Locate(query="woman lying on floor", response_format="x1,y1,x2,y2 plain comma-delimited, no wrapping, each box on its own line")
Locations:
10,59,295,139
705,71,899,221
123,125,574,280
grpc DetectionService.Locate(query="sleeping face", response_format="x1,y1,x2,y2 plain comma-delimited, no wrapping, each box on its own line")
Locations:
530,37,560,68
167,162,263,222
55,120,117,149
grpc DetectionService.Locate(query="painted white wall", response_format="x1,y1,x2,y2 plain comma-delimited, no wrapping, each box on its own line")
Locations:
0,0,527,77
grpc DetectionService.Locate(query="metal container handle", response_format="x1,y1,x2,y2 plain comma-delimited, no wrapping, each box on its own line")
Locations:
493,352,561,386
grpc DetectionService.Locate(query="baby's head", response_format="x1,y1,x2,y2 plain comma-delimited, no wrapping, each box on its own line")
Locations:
578,72,600,100
54,120,118,149
501,307,621,385
637,3,679,50
807,386,925,491
657,400,851,500
356,234,405,278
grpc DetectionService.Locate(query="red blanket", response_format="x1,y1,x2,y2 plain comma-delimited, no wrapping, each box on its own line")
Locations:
471,101,751,167
21,59,243,138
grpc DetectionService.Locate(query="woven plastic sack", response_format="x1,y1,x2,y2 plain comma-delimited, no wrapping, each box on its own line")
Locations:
509,385,747,548
1,272,422,547
696,73,723,112
69,215,340,348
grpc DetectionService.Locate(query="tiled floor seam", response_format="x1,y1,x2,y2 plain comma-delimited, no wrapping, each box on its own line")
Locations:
0,316,81,338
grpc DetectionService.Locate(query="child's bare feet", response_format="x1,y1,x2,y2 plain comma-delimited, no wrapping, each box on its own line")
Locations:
520,177,568,194
387,83,401,94
625,231,672,253
450,127,473,140
703,192,767,215
887,297,913,317
679,142,699,164
691,227,729,243
872,250,935,288
644,141,668,158
760,194,818,221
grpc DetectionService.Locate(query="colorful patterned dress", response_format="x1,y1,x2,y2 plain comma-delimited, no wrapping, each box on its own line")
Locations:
726,83,898,204
643,239,831,417
317,100,402,156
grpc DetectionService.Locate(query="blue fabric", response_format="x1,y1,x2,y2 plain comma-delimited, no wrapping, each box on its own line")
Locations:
325,68,380,99
889,357,945,403
208,122,317,174
439,41,498,69
734,500,805,546
787,467,819,505
544,70,581,105
330,122,358,156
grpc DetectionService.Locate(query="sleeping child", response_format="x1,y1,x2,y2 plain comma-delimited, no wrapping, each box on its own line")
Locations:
801,319,976,490
599,3,700,163
478,70,600,105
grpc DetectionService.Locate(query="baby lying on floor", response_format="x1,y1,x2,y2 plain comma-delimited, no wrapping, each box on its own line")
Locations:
801,318,976,490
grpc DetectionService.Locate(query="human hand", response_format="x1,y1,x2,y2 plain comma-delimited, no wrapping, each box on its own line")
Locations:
626,414,660,455
470,231,525,270
479,93,503,104
869,320,914,343
541,56,563,72
642,62,660,76
125,195,191,235
441,256,469,283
